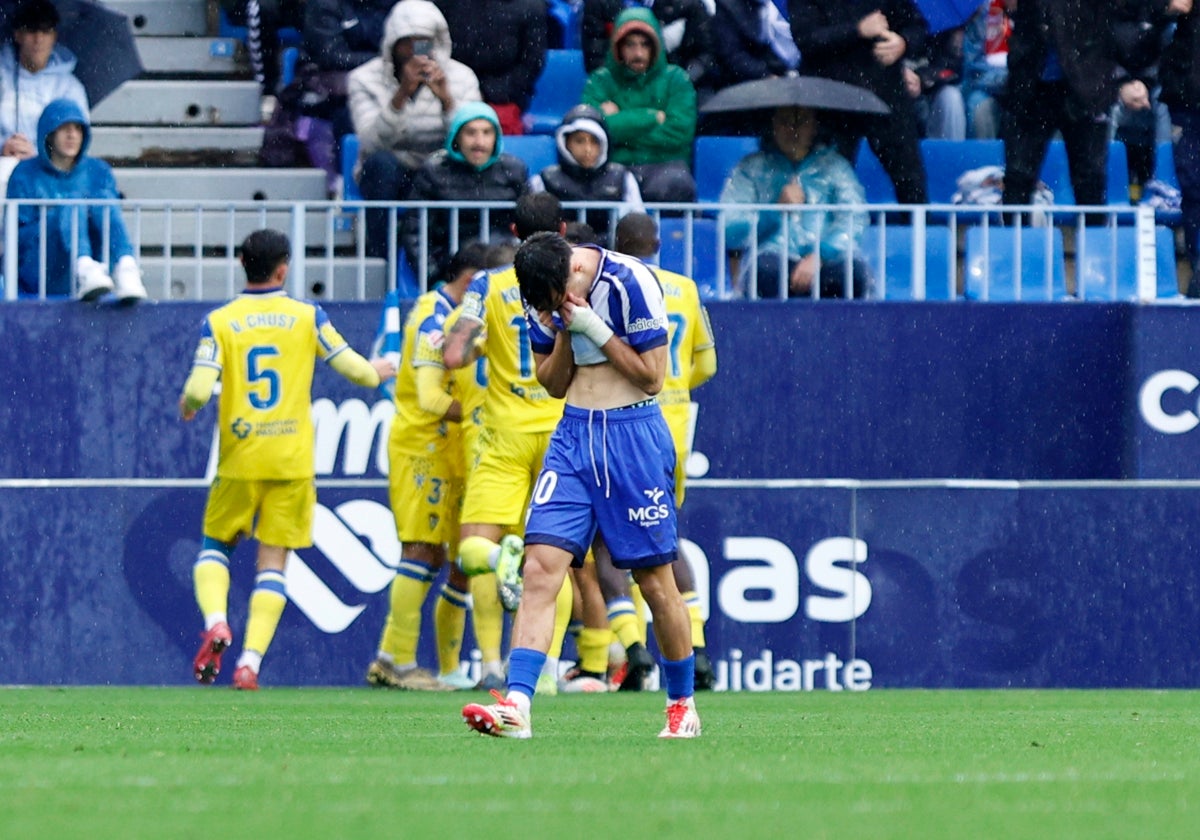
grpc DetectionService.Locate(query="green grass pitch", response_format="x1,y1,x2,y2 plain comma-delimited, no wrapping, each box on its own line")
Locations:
1,688,1197,839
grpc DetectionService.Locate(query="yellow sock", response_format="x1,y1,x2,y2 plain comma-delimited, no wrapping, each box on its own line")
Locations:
631,582,648,647
547,575,573,660
578,627,611,675
242,570,287,663
377,560,436,663
458,535,499,576
681,590,706,648
469,573,504,668
193,541,232,621
435,582,469,676
607,598,643,649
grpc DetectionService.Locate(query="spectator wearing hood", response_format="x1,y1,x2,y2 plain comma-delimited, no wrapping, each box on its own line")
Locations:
401,102,529,282
349,0,481,258
433,0,547,136
581,6,698,203
7,97,146,301
0,0,88,177
582,0,716,92
529,104,644,243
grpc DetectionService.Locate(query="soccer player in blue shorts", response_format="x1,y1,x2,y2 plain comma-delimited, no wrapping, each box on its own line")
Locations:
461,232,700,738
180,229,395,689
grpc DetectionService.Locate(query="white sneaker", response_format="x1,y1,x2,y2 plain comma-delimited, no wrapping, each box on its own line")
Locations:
560,674,608,694
76,256,113,301
436,670,478,691
658,697,701,739
462,690,532,739
112,256,147,302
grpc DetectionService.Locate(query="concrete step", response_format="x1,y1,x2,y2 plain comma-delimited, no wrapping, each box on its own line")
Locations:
125,206,355,251
114,167,328,201
140,256,389,301
91,126,264,161
108,0,211,36
91,80,261,127
135,36,244,75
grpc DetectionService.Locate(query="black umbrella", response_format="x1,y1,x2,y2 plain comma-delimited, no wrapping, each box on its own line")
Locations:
53,0,144,105
700,75,890,117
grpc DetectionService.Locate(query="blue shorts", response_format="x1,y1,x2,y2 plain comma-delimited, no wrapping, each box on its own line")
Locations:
525,401,677,570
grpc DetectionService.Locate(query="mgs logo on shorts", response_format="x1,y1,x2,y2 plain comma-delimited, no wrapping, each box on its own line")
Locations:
629,487,671,525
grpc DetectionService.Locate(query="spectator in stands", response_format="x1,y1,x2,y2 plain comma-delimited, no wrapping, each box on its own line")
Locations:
0,0,87,183
7,97,146,301
961,0,1010,140
582,0,716,95
401,101,529,281
720,105,872,299
903,24,967,140
1111,0,1187,202
348,0,481,258
788,0,931,204
301,0,396,159
529,104,643,242
433,0,547,136
1001,0,1143,216
708,0,801,90
581,6,698,203
220,0,306,110
1159,1,1200,293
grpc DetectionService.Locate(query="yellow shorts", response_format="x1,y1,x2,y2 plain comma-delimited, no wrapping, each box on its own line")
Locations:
388,449,463,545
462,425,552,528
673,446,688,509
203,475,315,549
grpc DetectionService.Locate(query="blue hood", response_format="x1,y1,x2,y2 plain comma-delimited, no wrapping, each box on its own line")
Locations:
36,98,91,171
445,101,502,170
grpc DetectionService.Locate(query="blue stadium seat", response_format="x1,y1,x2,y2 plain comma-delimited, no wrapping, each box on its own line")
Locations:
858,226,956,300
504,134,558,178
693,136,759,203
523,50,587,135
547,0,583,49
920,139,1005,204
853,140,897,204
964,226,1068,300
1074,225,1180,300
657,216,723,298
341,134,362,201
1037,140,1129,206
217,8,301,47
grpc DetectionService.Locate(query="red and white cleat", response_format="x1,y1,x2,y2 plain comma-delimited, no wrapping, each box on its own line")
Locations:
192,621,232,684
658,697,701,739
462,690,531,739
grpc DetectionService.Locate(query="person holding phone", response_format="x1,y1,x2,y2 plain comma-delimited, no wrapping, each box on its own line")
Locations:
347,0,481,256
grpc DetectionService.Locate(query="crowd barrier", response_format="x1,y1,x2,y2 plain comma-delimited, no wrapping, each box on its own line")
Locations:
0,199,1173,303
4,301,1200,688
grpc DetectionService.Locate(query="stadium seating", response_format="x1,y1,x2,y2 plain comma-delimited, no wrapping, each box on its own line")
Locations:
964,226,1068,301
341,134,363,201
657,216,724,298
858,225,956,300
547,0,583,50
1038,140,1130,206
523,49,588,135
1074,225,1180,300
693,136,760,203
504,134,559,178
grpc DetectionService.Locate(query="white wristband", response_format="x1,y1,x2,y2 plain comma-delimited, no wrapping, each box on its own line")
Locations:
567,305,614,346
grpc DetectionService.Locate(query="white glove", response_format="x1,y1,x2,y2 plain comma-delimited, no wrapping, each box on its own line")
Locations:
566,303,614,347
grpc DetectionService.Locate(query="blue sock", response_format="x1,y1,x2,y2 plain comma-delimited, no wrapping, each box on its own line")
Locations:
507,647,546,701
661,653,695,701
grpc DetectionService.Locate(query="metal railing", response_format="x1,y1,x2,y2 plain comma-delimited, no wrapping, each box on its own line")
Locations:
1,198,1169,303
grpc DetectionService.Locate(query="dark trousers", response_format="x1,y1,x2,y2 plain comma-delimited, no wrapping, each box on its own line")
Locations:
826,97,928,204
1174,109,1200,294
357,150,416,259
1003,81,1109,210
752,253,874,300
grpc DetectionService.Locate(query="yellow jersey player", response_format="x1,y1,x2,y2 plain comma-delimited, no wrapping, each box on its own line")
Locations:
442,193,568,690
180,229,394,689
368,243,490,691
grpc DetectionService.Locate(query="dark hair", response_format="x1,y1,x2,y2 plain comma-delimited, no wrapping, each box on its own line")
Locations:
614,212,659,258
514,231,572,312
445,240,490,280
14,0,59,31
485,242,517,268
240,229,291,285
564,220,601,246
513,192,563,240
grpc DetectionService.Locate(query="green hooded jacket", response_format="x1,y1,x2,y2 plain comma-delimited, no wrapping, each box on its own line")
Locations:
580,6,697,166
